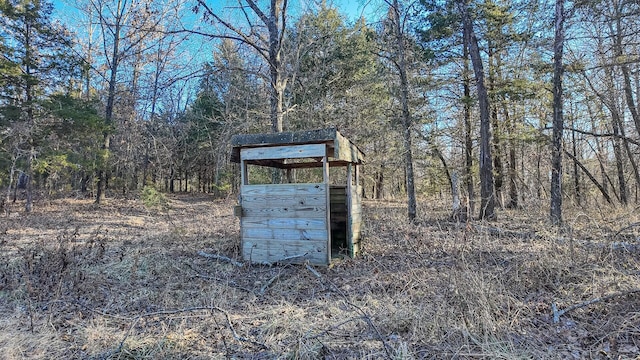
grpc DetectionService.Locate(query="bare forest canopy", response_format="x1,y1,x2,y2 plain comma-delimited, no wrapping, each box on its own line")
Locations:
1,0,640,222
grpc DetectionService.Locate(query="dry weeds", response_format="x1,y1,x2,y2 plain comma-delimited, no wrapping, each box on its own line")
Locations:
0,195,639,359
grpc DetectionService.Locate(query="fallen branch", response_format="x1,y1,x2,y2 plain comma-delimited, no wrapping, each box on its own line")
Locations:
198,250,244,267
301,316,367,341
216,305,269,350
552,288,640,323
276,253,308,263
259,272,281,295
305,264,322,278
613,222,640,239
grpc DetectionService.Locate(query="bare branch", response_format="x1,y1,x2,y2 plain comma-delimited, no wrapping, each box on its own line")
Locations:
552,289,640,323
198,250,244,267
195,0,269,59
245,0,269,26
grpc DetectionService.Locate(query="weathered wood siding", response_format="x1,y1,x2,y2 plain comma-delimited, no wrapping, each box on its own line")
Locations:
348,184,363,257
241,183,329,265
241,144,326,161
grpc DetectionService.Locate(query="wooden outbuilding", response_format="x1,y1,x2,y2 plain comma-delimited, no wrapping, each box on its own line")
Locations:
231,128,364,266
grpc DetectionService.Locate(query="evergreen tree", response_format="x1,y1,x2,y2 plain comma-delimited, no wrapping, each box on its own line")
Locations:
0,0,80,211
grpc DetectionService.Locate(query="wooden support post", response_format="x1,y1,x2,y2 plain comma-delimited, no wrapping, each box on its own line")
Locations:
240,160,248,186
347,163,354,257
323,153,331,264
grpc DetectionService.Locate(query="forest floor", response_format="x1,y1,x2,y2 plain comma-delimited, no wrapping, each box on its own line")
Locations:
1,194,639,359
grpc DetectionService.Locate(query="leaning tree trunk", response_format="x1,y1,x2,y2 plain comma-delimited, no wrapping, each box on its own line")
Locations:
459,0,496,220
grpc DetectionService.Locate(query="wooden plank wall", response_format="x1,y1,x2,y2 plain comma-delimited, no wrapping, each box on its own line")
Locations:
348,184,363,257
241,183,329,265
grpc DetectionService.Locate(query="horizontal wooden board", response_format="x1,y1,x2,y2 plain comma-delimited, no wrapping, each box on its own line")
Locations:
243,239,327,251
242,206,326,218
243,240,327,265
242,194,326,207
230,128,364,165
244,251,327,266
242,228,328,241
241,184,328,214
242,184,326,196
242,217,327,230
241,144,326,161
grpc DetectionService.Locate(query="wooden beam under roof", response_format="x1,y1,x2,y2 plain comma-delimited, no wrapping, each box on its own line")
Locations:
230,128,364,165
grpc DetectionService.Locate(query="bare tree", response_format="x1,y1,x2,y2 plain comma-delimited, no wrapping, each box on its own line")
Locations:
550,0,565,224
194,0,288,133
384,0,417,221
462,19,475,216
88,0,170,203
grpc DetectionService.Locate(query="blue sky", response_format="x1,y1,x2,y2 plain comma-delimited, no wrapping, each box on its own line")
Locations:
52,0,384,25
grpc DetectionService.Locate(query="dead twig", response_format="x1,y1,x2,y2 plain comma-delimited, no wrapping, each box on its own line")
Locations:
215,305,269,350
259,272,281,295
198,250,244,267
276,253,308,263
613,222,640,239
552,288,640,323
305,264,322,278
301,316,367,341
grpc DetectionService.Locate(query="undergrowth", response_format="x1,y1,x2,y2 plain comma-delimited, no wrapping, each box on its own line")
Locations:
0,195,638,359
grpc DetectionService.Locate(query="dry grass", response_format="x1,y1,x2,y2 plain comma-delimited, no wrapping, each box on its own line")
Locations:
1,195,639,359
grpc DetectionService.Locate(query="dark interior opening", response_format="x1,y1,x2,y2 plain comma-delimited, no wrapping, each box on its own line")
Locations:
330,186,348,257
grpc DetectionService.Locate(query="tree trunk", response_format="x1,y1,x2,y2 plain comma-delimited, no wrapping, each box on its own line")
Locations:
463,29,475,215
375,166,385,200
96,0,125,204
459,0,496,220
564,149,612,204
505,106,518,209
25,160,33,213
391,0,417,221
550,0,565,225
570,118,582,205
488,44,503,208
263,0,285,133
612,14,640,137
610,107,627,205
24,20,34,213
6,157,17,205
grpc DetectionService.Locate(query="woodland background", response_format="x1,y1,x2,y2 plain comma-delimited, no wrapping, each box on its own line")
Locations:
2,1,640,358
2,0,639,223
